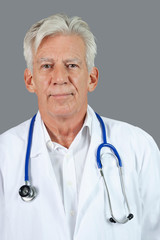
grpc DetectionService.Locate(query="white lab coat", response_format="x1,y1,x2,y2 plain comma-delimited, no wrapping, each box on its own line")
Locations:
0,106,160,240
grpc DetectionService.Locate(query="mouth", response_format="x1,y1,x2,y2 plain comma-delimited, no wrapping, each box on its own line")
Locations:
49,93,74,99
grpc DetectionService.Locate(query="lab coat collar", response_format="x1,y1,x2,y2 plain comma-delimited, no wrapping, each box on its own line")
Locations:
30,107,93,158
41,105,93,152
30,105,103,158
29,106,93,157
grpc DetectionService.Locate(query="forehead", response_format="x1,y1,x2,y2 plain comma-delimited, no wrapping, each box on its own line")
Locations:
35,34,86,60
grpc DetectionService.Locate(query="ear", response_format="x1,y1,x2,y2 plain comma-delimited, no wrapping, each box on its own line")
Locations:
88,67,99,92
24,68,35,93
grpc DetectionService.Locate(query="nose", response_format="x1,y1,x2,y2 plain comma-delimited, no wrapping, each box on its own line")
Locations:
51,65,68,85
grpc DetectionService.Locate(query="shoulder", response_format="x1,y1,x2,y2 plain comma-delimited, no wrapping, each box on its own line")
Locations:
100,115,160,172
102,116,158,149
0,118,32,170
0,118,31,145
88,105,159,152
0,111,41,152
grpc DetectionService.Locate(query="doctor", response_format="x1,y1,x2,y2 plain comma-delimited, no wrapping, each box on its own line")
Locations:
0,14,160,240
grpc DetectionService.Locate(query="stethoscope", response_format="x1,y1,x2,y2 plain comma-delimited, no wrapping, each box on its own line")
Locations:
19,113,134,224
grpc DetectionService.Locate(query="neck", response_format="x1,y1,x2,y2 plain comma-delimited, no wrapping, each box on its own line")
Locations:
41,110,87,149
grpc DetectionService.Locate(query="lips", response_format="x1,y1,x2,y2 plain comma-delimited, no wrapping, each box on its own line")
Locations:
49,93,74,98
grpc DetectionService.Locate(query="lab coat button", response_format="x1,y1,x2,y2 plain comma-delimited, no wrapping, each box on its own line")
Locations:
70,210,75,216
67,181,73,186
66,153,70,158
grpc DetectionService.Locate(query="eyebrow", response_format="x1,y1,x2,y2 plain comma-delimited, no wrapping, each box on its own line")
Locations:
37,58,82,65
37,58,54,63
64,58,82,64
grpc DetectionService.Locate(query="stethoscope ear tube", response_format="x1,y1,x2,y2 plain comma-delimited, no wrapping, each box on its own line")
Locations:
96,112,134,224
100,168,134,224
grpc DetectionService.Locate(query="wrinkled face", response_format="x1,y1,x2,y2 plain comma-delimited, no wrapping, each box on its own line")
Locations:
24,34,98,120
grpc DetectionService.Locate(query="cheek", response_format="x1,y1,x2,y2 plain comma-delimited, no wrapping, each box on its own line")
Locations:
80,76,90,94
73,72,89,89
33,76,50,95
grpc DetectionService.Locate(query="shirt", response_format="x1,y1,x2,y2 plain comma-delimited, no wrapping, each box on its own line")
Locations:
41,109,92,238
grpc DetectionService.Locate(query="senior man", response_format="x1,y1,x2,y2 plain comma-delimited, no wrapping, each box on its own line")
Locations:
0,14,160,240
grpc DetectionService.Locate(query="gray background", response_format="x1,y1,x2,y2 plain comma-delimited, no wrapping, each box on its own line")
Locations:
0,0,159,147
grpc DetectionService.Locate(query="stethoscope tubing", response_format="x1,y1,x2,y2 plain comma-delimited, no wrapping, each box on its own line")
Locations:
95,112,122,168
21,112,134,223
25,114,37,182
97,143,122,169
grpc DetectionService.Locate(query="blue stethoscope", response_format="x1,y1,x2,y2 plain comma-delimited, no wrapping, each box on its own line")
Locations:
19,113,134,224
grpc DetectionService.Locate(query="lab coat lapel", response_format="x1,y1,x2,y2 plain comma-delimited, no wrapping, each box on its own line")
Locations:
29,112,67,219
75,110,103,233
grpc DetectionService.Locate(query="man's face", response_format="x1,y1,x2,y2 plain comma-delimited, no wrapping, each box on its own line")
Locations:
24,34,98,120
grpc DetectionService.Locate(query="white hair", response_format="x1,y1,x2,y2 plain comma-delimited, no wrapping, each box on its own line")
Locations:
23,14,97,72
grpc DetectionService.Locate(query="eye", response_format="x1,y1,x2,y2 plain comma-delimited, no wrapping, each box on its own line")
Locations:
68,64,78,69
42,64,52,69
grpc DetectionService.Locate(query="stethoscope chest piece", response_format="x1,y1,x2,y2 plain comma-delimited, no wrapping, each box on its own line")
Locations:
19,184,37,202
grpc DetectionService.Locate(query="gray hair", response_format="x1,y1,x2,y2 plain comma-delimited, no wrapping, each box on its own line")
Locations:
23,14,97,72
